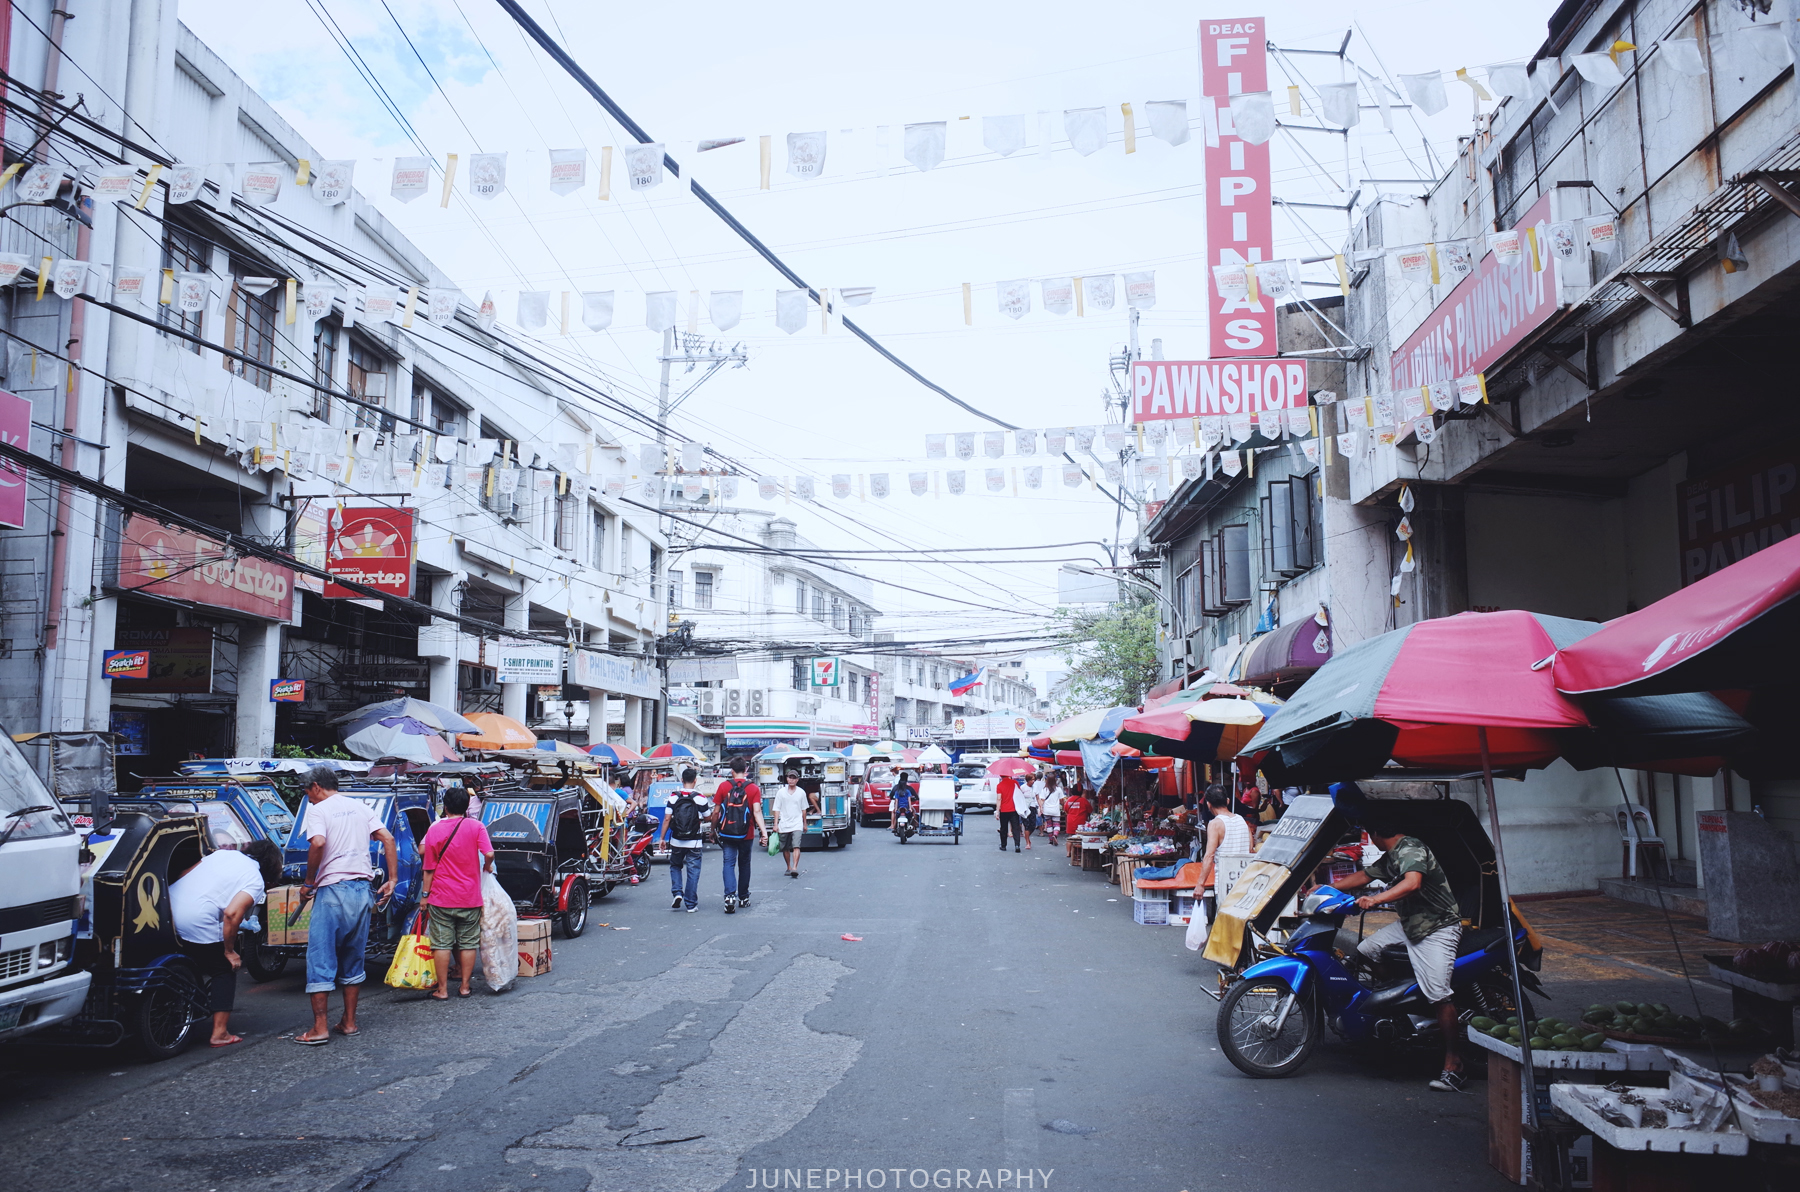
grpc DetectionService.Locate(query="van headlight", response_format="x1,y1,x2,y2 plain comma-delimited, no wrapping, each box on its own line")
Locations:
37,937,70,968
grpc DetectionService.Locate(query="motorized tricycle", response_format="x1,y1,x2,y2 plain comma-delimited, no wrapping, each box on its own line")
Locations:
894,775,960,844
480,779,633,936
1209,788,1545,1078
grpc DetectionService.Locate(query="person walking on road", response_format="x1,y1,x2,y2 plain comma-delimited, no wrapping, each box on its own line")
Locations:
661,769,712,912
294,766,397,1046
1019,772,1042,847
418,786,494,999
1195,786,1250,934
712,757,766,914
996,773,1023,851
771,770,817,878
170,839,283,1047
1039,771,1064,844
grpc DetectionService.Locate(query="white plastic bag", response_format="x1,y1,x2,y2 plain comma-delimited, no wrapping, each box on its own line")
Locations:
479,871,519,992
1184,893,1212,952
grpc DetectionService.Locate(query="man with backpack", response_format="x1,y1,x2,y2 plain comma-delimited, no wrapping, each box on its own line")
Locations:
711,757,767,914
659,768,712,913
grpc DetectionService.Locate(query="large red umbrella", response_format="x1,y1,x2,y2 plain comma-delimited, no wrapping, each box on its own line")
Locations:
1551,535,1800,697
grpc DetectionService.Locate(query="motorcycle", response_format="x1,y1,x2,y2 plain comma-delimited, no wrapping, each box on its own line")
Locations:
890,803,916,843
1216,885,1545,1078
625,814,658,883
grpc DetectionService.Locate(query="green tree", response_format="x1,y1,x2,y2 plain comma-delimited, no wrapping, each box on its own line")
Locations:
1052,595,1162,712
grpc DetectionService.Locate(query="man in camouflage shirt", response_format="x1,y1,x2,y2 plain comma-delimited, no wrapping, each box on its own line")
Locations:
1332,821,1468,1093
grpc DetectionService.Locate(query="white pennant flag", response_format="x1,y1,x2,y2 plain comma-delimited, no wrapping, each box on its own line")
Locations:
1220,450,1242,477
1124,271,1156,309
1337,432,1357,456
52,260,88,300
1488,229,1524,263
794,476,816,500
304,281,335,322
1102,459,1123,484
1570,52,1625,89
775,289,808,334
870,473,890,498
909,472,929,496
1399,72,1448,116
581,291,614,330
831,474,851,499
1044,428,1069,455
1659,38,1706,78
1255,259,1297,301
1062,462,1084,487
1582,216,1619,254
166,163,205,205
363,286,398,324
1440,239,1477,279
1396,246,1435,284
1300,439,1320,465
925,434,947,459
983,114,1027,157
428,289,458,327
1144,100,1189,145
787,131,828,179
1060,108,1105,156
985,468,1006,492
1102,426,1129,453
176,271,209,312
709,290,742,331
240,163,283,204
758,475,779,500
112,266,149,305
624,143,665,190
946,470,966,495
1200,417,1224,447
1083,275,1116,311
1547,221,1580,260
1257,409,1283,440
646,291,677,332
1181,454,1204,480
1228,92,1276,145
997,279,1031,319
312,160,355,205
548,148,587,196
1041,277,1074,315
903,122,946,171
1486,62,1530,98
1014,429,1037,455
478,291,498,331
391,156,430,203
1212,263,1249,299
983,431,1005,459
954,432,976,460
1024,465,1042,489
837,286,875,307
1073,426,1097,452
17,164,63,203
1318,81,1360,128
1285,407,1312,438
517,291,549,330
1228,413,1253,443
468,152,507,199
93,164,137,198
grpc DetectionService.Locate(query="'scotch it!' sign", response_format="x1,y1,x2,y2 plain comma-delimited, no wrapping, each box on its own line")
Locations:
1201,18,1275,356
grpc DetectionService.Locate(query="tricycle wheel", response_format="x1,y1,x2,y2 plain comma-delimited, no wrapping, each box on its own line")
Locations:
241,929,288,982
132,961,205,1061
1216,975,1319,1078
633,852,651,882
560,878,590,938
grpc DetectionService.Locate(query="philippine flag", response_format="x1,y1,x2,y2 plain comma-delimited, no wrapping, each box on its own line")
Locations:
948,667,986,696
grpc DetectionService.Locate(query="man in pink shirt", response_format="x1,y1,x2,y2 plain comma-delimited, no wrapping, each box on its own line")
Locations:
419,786,494,999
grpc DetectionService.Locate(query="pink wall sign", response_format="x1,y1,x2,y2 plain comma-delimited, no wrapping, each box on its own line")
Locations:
0,388,30,530
1201,17,1275,356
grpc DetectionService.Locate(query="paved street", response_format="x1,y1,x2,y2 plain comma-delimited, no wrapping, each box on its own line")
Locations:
1,828,1515,1192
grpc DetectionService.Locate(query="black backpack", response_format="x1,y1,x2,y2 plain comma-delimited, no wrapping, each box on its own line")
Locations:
717,779,752,839
667,792,703,840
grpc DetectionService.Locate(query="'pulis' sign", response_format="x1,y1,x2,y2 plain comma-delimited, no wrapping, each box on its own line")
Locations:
1131,359,1309,421
1201,17,1275,356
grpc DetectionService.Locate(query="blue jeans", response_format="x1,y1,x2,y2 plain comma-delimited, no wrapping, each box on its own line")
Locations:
669,846,702,908
305,880,373,994
718,836,752,900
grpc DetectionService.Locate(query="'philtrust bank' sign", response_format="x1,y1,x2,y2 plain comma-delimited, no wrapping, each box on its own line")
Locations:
570,649,661,699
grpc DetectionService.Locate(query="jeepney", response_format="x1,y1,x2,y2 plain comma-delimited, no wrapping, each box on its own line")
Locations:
754,752,855,849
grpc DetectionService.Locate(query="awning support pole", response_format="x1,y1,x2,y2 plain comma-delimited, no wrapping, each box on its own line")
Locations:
1480,725,1540,1132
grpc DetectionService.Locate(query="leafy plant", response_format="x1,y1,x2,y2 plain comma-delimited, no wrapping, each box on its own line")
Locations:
1052,595,1162,713
274,743,351,760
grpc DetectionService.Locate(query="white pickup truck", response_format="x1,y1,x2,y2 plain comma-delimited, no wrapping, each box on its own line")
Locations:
0,731,91,1041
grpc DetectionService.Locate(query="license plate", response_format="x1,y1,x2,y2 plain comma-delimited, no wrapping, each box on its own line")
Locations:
0,1002,23,1032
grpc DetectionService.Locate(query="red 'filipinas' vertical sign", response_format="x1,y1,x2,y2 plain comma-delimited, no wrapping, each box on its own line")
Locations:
1200,17,1275,357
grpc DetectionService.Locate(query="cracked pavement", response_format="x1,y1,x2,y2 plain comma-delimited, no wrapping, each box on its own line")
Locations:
0,831,1515,1191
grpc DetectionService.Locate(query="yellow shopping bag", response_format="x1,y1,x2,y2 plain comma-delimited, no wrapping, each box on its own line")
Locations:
384,913,438,990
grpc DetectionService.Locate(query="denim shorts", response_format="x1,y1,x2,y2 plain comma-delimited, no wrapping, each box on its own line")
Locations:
305,880,374,993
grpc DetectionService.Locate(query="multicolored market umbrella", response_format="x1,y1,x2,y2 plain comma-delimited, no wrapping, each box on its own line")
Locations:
335,696,479,735
457,713,538,751
343,715,453,765
536,739,593,758
1551,535,1800,698
1117,698,1280,762
1039,705,1134,744
647,742,709,762
839,744,879,758
586,742,644,765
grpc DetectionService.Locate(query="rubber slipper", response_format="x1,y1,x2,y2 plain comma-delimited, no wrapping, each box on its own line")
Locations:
458,989,473,998
293,1034,330,1046
332,1025,360,1036
429,992,450,1001
211,1035,244,1047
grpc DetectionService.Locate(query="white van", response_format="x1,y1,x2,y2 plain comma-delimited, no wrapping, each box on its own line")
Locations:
0,732,91,1040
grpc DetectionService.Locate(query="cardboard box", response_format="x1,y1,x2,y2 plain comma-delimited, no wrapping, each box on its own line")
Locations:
517,917,552,978
266,885,311,946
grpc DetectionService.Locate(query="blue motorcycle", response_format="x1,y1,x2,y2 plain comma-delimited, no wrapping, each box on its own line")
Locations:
1212,790,1546,1079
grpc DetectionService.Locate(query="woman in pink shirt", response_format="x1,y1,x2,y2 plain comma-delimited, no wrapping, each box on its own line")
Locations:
419,787,495,999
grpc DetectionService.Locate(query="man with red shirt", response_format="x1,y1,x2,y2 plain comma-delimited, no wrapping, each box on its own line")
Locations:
712,757,767,913
996,774,1023,852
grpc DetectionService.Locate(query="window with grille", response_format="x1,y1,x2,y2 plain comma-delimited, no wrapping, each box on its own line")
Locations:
693,570,714,610
312,319,339,419
412,379,463,438
224,269,279,391
812,589,826,620
848,607,861,637
1261,473,1320,579
348,340,390,429
792,658,808,691
159,223,208,351
592,509,608,569
831,600,845,631
795,580,808,615
555,493,580,552
669,572,683,609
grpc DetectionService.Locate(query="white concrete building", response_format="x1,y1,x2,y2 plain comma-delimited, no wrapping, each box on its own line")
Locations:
0,3,666,775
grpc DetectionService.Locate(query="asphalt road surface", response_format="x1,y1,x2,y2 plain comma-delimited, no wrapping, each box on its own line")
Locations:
0,827,1516,1192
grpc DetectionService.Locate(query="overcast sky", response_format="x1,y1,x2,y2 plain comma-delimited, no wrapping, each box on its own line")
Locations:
178,0,1553,656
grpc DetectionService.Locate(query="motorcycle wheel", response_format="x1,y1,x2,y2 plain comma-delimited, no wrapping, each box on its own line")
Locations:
633,852,652,882
241,929,288,982
560,878,590,938
1217,975,1319,1078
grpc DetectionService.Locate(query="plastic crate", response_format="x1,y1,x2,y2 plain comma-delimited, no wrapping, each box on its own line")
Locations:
1133,896,1170,925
